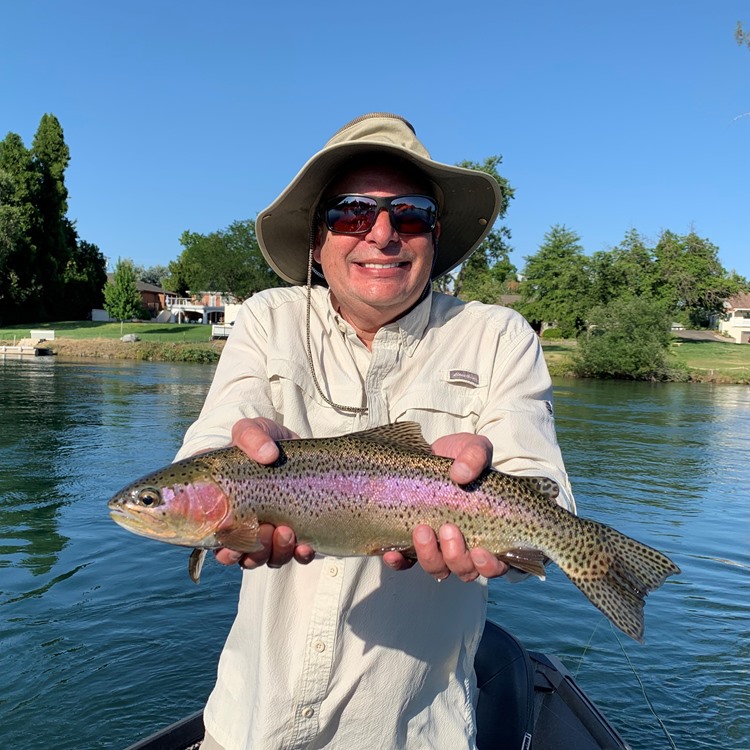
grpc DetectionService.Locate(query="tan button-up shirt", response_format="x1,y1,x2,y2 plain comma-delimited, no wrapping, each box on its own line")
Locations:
177,286,573,750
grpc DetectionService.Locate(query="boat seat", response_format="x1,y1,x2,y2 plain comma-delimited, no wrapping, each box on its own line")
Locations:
474,620,535,750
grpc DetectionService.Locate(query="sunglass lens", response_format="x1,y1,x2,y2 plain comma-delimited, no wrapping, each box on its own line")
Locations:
326,197,377,233
390,197,437,234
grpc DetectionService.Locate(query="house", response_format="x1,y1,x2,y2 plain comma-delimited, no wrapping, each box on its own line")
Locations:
718,292,750,343
164,291,235,324
136,281,167,317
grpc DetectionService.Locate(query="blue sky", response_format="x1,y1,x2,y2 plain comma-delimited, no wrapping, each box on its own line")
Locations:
3,1,749,279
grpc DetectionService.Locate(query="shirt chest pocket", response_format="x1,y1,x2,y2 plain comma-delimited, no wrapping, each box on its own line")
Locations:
268,357,363,434
389,373,487,439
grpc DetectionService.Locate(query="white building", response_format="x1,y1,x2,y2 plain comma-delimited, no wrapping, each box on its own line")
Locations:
718,293,750,344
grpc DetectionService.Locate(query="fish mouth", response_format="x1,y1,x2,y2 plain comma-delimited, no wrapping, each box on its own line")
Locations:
109,507,174,539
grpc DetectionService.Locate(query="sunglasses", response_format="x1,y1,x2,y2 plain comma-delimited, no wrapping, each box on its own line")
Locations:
321,194,438,235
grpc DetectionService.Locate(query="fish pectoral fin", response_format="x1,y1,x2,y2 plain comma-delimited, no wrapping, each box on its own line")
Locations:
497,548,549,579
215,521,264,553
188,548,207,584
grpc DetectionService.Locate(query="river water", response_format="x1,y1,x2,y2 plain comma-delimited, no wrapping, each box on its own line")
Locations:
0,357,748,749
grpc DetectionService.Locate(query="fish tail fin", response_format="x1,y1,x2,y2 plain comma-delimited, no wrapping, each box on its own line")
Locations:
563,522,681,642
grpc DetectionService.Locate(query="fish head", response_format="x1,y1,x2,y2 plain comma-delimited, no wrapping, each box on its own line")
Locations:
108,461,231,548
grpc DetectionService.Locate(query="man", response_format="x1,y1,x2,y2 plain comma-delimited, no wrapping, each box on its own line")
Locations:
177,113,574,750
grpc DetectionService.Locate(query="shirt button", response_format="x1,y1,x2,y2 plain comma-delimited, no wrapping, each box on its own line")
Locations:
302,707,315,719
313,640,326,652
327,564,339,577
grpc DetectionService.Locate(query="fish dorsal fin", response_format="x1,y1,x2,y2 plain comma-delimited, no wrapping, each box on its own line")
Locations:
519,476,560,501
349,422,433,454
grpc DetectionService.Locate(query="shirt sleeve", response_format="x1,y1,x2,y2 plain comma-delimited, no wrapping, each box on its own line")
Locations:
477,317,575,515
175,299,277,460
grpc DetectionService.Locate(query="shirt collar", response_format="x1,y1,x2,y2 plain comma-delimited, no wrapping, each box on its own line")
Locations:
321,287,433,356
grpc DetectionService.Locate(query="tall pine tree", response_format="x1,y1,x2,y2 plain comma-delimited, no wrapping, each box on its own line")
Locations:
31,114,72,319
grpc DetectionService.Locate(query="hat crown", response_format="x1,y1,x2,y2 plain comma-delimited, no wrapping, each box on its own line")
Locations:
325,113,432,160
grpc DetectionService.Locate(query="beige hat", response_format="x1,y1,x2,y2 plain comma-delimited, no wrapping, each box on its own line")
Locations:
256,113,502,284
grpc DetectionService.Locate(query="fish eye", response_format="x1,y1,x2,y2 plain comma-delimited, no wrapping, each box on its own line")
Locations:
136,488,162,507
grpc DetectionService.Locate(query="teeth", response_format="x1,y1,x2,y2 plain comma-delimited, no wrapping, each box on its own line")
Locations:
361,263,403,269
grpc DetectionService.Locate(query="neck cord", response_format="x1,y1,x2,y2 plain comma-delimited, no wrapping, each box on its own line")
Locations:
305,244,369,415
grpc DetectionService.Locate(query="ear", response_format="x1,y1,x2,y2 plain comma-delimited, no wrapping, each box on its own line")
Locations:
433,221,441,243
312,226,325,264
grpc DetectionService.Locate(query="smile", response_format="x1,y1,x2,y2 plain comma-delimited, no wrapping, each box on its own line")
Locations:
359,262,407,269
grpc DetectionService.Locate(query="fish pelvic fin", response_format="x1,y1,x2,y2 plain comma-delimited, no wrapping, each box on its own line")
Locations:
189,548,207,584
564,522,681,642
497,548,548,579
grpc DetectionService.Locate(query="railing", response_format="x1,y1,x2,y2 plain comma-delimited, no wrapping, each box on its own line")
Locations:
165,294,226,307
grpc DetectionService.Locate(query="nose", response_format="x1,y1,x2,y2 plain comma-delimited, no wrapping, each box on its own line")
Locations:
366,208,400,247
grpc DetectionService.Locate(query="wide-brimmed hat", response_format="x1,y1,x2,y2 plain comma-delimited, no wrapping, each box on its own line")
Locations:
256,113,502,284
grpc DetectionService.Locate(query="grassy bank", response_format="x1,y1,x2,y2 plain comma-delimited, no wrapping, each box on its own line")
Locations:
541,334,750,384
3,321,749,382
0,320,224,363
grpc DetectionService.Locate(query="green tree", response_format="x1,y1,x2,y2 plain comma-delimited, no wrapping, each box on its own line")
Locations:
435,157,516,301
572,297,682,381
652,230,744,326
64,237,107,319
0,134,41,322
135,264,169,286
175,219,283,301
588,229,657,307
162,255,191,296
103,258,145,333
518,225,590,337
31,114,73,319
450,226,516,303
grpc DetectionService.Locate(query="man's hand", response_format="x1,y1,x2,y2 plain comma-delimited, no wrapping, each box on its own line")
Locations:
383,432,509,582
213,418,315,570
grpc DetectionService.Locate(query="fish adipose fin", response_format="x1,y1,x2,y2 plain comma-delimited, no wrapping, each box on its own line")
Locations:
565,524,681,642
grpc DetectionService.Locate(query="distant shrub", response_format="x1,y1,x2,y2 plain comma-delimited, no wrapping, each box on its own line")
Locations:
540,327,563,340
572,297,684,381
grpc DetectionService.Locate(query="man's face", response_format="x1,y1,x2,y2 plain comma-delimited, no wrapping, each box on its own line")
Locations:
313,166,439,330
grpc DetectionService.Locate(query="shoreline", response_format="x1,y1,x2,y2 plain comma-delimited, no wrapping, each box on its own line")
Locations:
3,337,748,384
46,337,224,363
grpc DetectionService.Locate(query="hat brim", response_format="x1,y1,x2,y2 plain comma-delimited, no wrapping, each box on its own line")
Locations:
257,142,502,285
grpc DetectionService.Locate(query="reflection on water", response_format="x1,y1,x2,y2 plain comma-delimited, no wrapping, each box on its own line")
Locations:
0,360,748,749
493,378,750,749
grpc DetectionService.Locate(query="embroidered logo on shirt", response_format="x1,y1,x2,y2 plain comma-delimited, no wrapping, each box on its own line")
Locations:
448,369,480,386
545,400,554,416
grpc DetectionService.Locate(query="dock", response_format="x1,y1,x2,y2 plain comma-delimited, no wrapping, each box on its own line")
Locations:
0,335,54,357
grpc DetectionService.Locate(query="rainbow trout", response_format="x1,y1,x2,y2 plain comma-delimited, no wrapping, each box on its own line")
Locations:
108,422,680,641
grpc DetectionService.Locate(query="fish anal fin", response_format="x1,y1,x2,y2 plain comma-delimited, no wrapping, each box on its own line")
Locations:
498,548,548,579
215,520,264,552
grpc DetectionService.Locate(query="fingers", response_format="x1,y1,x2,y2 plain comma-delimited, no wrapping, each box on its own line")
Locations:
231,418,299,464
383,550,417,571
431,433,493,485
410,523,508,583
213,524,315,570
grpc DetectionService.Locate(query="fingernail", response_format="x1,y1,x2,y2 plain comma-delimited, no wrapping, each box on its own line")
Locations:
452,461,472,484
415,527,433,544
257,442,277,463
441,524,459,541
472,551,488,566
277,528,294,545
